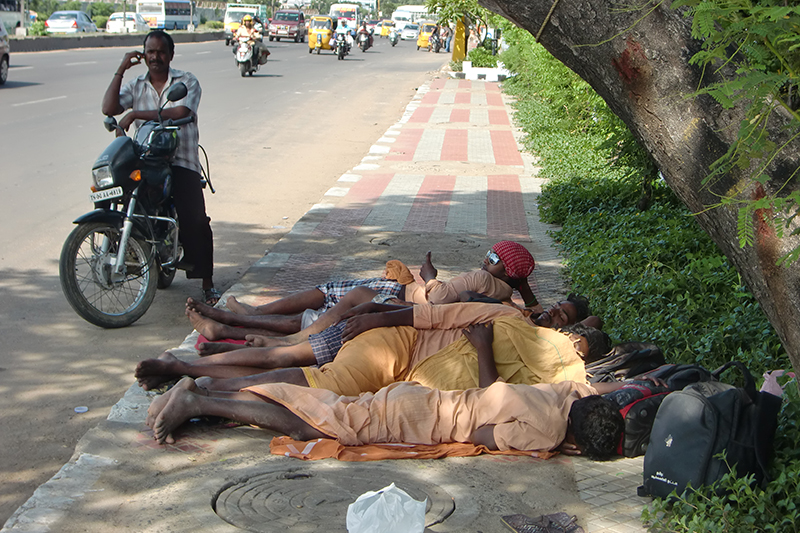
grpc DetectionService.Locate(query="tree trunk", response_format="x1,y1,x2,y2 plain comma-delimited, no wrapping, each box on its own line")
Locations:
481,0,800,375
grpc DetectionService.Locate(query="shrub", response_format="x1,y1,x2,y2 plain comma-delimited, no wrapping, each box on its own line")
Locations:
199,14,207,25
93,16,108,30
29,21,47,36
204,20,223,30
500,22,798,532
466,46,497,68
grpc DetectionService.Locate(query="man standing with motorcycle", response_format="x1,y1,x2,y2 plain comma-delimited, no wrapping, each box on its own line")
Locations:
101,30,219,306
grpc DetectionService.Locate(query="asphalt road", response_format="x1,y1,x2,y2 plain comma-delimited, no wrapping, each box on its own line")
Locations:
0,35,448,524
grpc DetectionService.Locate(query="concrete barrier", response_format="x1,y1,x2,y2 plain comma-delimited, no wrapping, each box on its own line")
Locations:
9,30,223,53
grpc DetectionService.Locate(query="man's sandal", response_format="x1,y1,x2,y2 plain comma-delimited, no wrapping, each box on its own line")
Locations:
203,288,222,307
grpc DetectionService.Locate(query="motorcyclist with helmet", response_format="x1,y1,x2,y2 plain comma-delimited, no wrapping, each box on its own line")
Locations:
234,15,269,64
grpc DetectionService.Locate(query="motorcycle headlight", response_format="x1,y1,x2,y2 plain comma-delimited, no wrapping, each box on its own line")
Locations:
92,165,114,189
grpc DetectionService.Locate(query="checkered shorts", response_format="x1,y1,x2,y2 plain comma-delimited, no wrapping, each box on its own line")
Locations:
316,278,403,310
308,321,346,366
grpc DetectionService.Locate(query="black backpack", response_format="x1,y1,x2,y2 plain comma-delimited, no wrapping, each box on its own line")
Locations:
602,363,716,457
586,342,665,383
639,361,782,499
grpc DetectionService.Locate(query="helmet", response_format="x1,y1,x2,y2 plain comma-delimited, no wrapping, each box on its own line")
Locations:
242,15,253,22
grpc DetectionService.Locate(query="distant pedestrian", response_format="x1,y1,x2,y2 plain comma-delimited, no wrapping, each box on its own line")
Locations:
442,24,452,52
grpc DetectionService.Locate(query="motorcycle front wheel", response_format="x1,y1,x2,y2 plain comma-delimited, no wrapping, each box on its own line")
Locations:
60,222,158,328
240,62,247,77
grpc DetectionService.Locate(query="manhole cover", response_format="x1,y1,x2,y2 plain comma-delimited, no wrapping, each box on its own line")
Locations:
213,466,455,532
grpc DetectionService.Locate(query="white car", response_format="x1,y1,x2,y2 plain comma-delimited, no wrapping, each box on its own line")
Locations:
106,12,150,33
45,11,98,33
400,23,419,40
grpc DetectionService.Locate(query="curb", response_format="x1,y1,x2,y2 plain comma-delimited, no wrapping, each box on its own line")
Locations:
9,30,223,53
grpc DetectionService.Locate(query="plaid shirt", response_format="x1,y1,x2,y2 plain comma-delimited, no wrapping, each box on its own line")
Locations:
119,68,201,173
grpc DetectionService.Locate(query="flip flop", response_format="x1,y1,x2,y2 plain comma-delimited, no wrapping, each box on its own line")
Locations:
203,288,222,307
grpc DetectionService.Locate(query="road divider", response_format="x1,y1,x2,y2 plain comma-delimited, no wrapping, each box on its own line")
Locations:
10,30,223,53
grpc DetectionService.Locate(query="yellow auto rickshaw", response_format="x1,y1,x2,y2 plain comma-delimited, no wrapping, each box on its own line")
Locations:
416,22,438,50
308,15,337,54
379,19,393,37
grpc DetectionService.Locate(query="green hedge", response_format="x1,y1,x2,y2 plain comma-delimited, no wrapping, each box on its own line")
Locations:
499,24,798,532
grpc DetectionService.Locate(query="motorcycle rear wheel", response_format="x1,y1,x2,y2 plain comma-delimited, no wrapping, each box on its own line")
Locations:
158,264,177,289
60,222,158,328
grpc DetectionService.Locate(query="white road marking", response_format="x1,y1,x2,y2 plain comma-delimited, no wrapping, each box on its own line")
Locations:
65,61,98,66
197,51,212,54
13,95,67,107
11,66,34,70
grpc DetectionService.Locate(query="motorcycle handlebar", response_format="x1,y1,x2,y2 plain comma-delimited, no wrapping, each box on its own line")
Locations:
166,116,195,127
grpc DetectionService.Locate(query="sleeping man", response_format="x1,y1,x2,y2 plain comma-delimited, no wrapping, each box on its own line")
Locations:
146,322,635,461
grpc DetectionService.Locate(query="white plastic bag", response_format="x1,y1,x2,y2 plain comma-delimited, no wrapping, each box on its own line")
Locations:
346,482,427,533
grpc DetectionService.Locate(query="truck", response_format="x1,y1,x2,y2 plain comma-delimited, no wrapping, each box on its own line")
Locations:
224,3,268,46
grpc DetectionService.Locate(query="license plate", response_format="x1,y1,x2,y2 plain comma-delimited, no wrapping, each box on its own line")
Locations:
90,186,123,203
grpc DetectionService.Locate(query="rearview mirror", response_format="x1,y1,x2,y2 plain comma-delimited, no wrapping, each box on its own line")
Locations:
103,115,118,132
166,82,187,102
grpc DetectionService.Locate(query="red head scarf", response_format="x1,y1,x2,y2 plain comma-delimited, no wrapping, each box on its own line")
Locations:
492,241,535,279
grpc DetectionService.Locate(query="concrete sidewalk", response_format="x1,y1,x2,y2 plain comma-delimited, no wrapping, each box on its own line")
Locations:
2,72,651,533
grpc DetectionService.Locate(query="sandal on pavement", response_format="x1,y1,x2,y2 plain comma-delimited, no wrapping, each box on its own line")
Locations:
203,288,222,307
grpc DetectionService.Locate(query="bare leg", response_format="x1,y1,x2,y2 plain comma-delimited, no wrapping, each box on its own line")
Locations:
186,308,278,341
197,342,248,356
229,288,327,316
200,367,309,392
136,351,271,390
149,377,329,444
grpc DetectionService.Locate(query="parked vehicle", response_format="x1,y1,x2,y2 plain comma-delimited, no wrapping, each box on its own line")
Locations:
334,31,348,60
428,33,442,53
400,23,419,41
106,12,150,33
60,83,207,328
0,23,9,86
45,11,98,33
268,9,306,42
388,27,399,47
416,22,437,50
308,15,336,54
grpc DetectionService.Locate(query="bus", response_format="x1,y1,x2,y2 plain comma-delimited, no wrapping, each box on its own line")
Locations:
136,0,198,30
329,3,359,32
391,5,431,31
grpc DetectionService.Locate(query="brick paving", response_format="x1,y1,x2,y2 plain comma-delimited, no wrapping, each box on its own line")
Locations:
273,73,650,532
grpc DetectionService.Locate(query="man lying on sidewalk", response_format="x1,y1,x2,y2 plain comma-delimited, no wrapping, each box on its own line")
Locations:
146,322,632,462
136,302,610,396
184,241,543,342
135,287,597,390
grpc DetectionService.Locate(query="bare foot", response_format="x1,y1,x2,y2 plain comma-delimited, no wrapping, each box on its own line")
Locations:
152,378,203,444
135,351,186,391
227,296,259,315
197,342,247,356
145,374,198,427
245,334,294,348
186,308,241,341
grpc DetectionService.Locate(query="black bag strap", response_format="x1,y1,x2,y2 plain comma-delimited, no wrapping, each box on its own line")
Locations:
712,361,757,401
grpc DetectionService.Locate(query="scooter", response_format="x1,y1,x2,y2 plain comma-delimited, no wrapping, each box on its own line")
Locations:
389,28,399,47
234,36,266,77
357,31,370,52
60,83,213,328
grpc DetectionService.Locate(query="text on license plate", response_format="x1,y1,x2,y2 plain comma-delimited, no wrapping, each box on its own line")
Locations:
90,186,123,203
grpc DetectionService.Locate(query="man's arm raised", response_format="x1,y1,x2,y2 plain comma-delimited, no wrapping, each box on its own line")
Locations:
102,51,142,116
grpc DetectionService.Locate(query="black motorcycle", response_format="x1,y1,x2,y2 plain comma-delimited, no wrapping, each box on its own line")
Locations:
335,32,348,60
59,82,211,328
